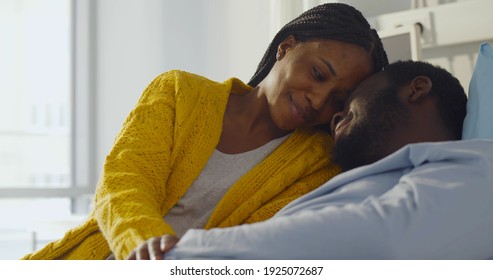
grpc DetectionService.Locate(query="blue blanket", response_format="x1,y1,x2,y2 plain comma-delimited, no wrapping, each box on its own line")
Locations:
166,140,493,259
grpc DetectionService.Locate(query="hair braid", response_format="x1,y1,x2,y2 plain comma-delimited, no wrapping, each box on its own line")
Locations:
248,3,388,87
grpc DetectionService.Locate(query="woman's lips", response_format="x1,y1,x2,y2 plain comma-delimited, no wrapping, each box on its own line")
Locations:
290,95,314,124
291,102,305,123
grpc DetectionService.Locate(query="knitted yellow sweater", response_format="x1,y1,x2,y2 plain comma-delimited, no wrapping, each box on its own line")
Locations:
22,71,340,260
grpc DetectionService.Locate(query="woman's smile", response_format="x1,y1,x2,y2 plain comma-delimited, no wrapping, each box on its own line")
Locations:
290,94,314,125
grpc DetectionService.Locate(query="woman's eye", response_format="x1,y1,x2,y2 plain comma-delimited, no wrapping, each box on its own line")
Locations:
313,67,325,81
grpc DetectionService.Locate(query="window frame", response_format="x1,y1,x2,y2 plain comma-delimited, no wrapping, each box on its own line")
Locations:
0,0,96,207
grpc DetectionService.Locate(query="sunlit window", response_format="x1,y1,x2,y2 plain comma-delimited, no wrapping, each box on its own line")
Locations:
0,0,71,188
0,0,89,260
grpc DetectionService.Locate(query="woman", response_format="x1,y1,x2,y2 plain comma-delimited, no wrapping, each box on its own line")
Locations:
22,3,388,260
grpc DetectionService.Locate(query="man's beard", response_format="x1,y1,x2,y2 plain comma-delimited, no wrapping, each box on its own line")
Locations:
332,86,409,172
332,122,383,172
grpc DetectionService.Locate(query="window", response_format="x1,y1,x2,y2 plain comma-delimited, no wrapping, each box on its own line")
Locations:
0,0,93,259
0,0,71,188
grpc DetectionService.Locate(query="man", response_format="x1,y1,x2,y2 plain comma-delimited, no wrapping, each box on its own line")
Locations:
131,61,493,259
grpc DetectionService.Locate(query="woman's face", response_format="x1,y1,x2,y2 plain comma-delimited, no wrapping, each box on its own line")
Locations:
259,36,374,131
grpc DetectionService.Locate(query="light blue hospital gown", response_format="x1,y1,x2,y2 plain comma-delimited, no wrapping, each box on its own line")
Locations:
165,140,493,259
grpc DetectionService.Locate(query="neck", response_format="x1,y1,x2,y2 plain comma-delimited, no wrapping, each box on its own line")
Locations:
217,87,290,154
392,119,454,154
226,87,288,138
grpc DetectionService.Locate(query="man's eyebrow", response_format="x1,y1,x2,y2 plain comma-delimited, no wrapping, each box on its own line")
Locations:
321,58,337,77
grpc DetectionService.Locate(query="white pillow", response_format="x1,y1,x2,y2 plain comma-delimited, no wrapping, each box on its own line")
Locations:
462,42,493,140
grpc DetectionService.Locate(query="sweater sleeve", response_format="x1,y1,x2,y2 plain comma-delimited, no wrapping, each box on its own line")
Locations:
93,71,178,260
243,161,340,224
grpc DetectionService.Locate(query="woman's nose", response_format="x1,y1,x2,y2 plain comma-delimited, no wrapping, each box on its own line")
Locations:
307,90,331,112
330,111,345,136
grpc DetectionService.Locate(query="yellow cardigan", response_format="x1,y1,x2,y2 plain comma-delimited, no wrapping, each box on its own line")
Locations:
22,71,340,260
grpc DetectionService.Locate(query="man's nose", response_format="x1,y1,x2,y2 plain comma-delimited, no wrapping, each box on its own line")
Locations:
330,111,345,136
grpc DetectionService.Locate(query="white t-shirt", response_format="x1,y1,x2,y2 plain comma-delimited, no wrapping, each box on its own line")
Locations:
164,134,290,237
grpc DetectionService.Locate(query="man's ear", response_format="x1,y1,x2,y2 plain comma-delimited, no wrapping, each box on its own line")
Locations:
408,76,433,103
276,35,297,60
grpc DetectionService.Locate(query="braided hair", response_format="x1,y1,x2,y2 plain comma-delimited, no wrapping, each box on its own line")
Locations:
248,3,388,87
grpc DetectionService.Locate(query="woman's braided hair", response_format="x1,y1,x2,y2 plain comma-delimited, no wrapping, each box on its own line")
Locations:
248,3,389,87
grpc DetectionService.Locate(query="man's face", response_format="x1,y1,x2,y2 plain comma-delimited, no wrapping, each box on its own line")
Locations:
330,72,410,172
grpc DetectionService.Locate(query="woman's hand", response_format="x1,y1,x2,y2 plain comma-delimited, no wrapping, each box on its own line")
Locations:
126,234,180,260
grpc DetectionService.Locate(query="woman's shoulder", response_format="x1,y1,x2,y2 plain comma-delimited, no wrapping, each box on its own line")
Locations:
288,128,333,154
154,70,221,86
155,70,250,90
138,70,222,101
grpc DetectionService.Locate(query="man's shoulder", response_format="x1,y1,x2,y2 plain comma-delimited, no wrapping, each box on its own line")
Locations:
337,140,493,188
405,140,493,165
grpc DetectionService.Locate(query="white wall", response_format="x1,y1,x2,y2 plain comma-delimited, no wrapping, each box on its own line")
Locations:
92,0,271,179
94,0,167,176
200,0,271,82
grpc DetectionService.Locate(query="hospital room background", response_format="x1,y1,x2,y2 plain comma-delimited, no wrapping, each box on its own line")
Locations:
0,0,491,259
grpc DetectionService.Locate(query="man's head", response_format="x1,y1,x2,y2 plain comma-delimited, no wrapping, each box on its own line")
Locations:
331,60,467,172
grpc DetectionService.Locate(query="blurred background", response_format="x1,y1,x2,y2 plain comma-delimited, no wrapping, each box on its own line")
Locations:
1,0,492,259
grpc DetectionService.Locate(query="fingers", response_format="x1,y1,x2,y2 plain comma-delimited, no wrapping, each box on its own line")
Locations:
136,242,151,260
149,236,163,260
126,250,136,260
160,234,180,254
125,239,153,260
125,235,180,260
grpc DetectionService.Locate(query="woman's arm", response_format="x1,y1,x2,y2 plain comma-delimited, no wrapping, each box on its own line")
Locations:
94,72,178,260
